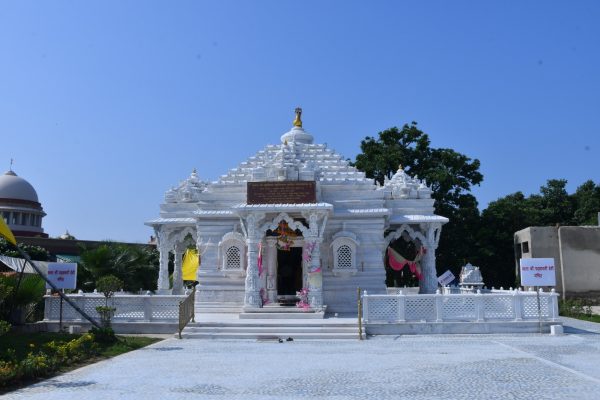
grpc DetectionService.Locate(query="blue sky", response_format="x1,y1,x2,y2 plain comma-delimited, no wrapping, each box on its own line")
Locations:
1,1,599,243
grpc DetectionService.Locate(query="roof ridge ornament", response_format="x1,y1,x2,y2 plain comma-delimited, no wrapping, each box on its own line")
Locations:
281,108,313,145
293,107,302,128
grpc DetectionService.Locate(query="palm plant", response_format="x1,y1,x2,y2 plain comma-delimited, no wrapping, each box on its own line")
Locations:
79,242,159,292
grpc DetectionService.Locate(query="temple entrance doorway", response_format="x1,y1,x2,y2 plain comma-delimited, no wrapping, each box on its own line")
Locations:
277,247,303,305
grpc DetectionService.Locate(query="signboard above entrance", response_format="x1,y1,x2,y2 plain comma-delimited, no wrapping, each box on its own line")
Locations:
247,181,316,205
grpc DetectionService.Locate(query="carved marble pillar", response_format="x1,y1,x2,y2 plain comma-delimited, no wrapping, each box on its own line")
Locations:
172,245,184,295
156,227,172,293
266,238,278,303
244,239,261,308
420,223,442,294
157,243,171,292
244,213,264,308
306,237,323,310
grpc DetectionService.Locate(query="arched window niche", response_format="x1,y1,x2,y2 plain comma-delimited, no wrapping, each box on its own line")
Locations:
219,232,246,275
331,231,359,276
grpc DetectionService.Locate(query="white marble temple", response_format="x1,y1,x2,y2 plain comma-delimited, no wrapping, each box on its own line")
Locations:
146,109,448,313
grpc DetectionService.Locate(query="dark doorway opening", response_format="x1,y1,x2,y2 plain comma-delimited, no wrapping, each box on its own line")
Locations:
277,247,303,300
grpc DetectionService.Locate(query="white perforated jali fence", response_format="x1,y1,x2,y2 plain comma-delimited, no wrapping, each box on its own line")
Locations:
362,289,559,323
44,294,186,322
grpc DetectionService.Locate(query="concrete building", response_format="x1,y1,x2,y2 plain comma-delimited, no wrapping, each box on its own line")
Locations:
515,215,600,298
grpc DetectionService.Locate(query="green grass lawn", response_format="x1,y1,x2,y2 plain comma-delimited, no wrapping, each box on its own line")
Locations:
0,331,162,394
563,313,600,324
0,331,160,359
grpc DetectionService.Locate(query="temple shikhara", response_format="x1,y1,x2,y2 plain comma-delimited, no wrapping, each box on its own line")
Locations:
146,109,448,314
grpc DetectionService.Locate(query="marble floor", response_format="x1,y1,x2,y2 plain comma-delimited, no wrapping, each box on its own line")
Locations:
5,317,600,400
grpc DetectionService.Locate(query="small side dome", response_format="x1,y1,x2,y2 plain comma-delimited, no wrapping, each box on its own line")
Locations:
0,170,40,203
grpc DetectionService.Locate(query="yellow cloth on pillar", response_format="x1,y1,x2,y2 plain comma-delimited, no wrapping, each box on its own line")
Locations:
182,248,199,281
0,216,16,245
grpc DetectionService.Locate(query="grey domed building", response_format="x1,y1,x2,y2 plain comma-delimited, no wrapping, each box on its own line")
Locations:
0,169,47,238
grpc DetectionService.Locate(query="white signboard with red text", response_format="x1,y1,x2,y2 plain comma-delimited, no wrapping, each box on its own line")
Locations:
519,258,556,287
437,270,456,286
46,263,77,290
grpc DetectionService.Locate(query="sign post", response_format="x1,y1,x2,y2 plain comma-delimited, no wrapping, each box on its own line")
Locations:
437,270,456,287
519,258,556,334
46,263,77,332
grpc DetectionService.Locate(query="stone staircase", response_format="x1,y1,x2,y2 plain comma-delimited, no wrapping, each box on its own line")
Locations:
239,304,327,319
180,320,362,340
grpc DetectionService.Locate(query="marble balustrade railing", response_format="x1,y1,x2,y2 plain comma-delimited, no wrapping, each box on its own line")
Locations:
44,293,188,322
362,289,560,323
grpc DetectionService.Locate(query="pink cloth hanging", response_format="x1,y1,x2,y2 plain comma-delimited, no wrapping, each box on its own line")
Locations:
387,247,423,280
257,242,263,276
388,248,408,271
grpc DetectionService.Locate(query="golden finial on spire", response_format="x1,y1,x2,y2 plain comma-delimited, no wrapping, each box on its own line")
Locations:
293,107,303,128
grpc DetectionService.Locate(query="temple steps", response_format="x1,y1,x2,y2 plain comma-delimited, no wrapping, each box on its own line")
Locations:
179,319,362,340
195,302,242,313
239,305,326,319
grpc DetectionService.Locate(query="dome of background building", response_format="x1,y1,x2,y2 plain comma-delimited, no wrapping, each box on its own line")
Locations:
0,169,47,238
0,170,39,203
58,230,76,240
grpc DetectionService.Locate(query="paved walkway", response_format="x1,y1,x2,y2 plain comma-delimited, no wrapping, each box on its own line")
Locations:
6,317,600,400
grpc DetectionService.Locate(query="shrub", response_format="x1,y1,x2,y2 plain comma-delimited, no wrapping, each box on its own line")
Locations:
95,275,123,307
0,333,100,387
559,298,593,317
89,327,117,344
0,320,10,337
0,360,19,386
20,352,53,378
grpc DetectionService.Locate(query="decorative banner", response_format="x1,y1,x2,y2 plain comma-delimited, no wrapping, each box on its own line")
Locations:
0,216,16,245
46,263,77,290
437,270,456,286
520,258,556,287
182,249,199,281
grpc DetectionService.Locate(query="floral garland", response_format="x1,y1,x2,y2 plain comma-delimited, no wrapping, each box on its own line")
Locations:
259,287,269,305
302,241,316,263
296,287,310,309
275,221,297,251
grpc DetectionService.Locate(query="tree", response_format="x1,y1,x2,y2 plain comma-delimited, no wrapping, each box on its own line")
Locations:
95,275,124,308
539,179,574,225
94,275,123,333
477,192,543,287
0,238,50,261
572,180,600,226
353,123,483,275
476,178,599,288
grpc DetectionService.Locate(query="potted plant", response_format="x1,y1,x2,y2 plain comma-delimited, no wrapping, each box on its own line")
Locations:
95,275,123,328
